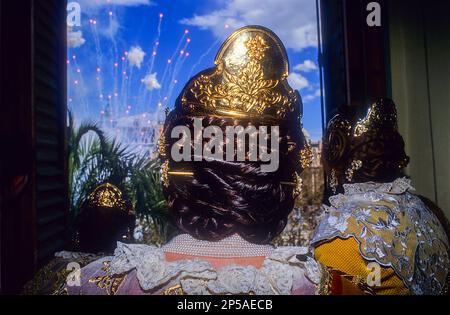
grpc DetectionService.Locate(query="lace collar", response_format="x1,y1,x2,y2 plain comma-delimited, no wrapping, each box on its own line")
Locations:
163,234,274,258
107,242,323,295
343,177,413,195
329,177,414,208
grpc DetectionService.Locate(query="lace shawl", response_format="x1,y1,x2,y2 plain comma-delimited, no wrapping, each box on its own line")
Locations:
105,242,323,295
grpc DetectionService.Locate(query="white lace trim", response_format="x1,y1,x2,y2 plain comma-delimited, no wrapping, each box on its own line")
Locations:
164,234,274,258
343,177,413,195
314,177,450,295
55,251,98,260
330,177,414,208
108,242,323,295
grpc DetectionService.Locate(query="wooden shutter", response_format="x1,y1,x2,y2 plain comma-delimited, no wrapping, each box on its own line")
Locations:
33,0,68,267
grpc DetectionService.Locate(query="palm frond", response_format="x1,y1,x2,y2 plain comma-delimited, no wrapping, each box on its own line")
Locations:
67,113,174,244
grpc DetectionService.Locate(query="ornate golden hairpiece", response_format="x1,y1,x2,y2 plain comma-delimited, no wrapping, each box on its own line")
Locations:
293,172,303,199
329,169,338,194
158,130,167,158
300,144,314,169
354,98,398,137
181,26,299,121
87,183,127,211
159,27,305,188
345,159,362,182
324,98,408,194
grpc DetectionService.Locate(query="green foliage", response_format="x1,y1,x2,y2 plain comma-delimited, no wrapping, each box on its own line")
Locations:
67,111,175,244
128,156,178,243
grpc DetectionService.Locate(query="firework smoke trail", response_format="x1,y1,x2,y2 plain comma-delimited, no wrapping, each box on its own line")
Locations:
69,54,90,119
166,32,189,89
106,10,120,119
138,13,164,113
187,37,222,80
166,52,189,103
90,20,104,105
165,38,191,105
120,52,129,116
158,31,188,105
149,13,164,75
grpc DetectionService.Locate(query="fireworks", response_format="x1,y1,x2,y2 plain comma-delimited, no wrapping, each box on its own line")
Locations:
68,11,208,156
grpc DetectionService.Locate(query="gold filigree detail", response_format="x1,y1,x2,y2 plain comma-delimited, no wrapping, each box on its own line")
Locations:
245,35,269,61
300,144,314,169
330,169,338,194
347,275,375,295
353,122,368,137
88,183,126,210
158,130,167,158
188,34,296,120
317,265,333,295
354,99,398,137
293,172,303,199
345,159,362,182
161,160,169,188
162,284,185,295
313,179,450,294
88,261,127,295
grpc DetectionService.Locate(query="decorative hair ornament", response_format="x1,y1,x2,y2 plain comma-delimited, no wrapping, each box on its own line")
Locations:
160,26,306,189
160,160,170,188
181,26,299,121
293,172,303,199
354,98,398,137
323,98,409,194
300,143,314,169
160,160,194,188
345,159,363,182
329,169,338,194
87,183,127,211
280,173,302,199
158,130,167,158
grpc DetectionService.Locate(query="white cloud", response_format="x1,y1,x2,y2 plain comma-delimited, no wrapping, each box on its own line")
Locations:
67,27,86,48
181,0,318,51
303,89,321,103
294,60,318,72
128,46,146,68
288,72,309,91
143,73,161,91
100,17,121,39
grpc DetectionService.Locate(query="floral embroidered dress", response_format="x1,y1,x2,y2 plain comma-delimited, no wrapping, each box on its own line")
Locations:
312,178,450,295
66,234,323,295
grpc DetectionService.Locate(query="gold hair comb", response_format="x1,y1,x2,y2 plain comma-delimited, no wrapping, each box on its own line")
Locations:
181,26,300,121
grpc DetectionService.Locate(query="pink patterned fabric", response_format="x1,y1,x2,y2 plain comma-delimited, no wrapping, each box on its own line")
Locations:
66,253,316,295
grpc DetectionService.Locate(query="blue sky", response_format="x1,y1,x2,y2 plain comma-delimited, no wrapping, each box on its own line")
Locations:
68,0,323,140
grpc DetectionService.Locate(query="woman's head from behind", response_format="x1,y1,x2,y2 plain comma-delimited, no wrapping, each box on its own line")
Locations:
159,26,307,244
322,98,410,195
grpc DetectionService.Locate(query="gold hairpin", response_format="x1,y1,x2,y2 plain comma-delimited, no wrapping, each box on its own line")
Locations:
163,166,301,196
280,172,302,199
160,160,194,188
168,171,194,176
